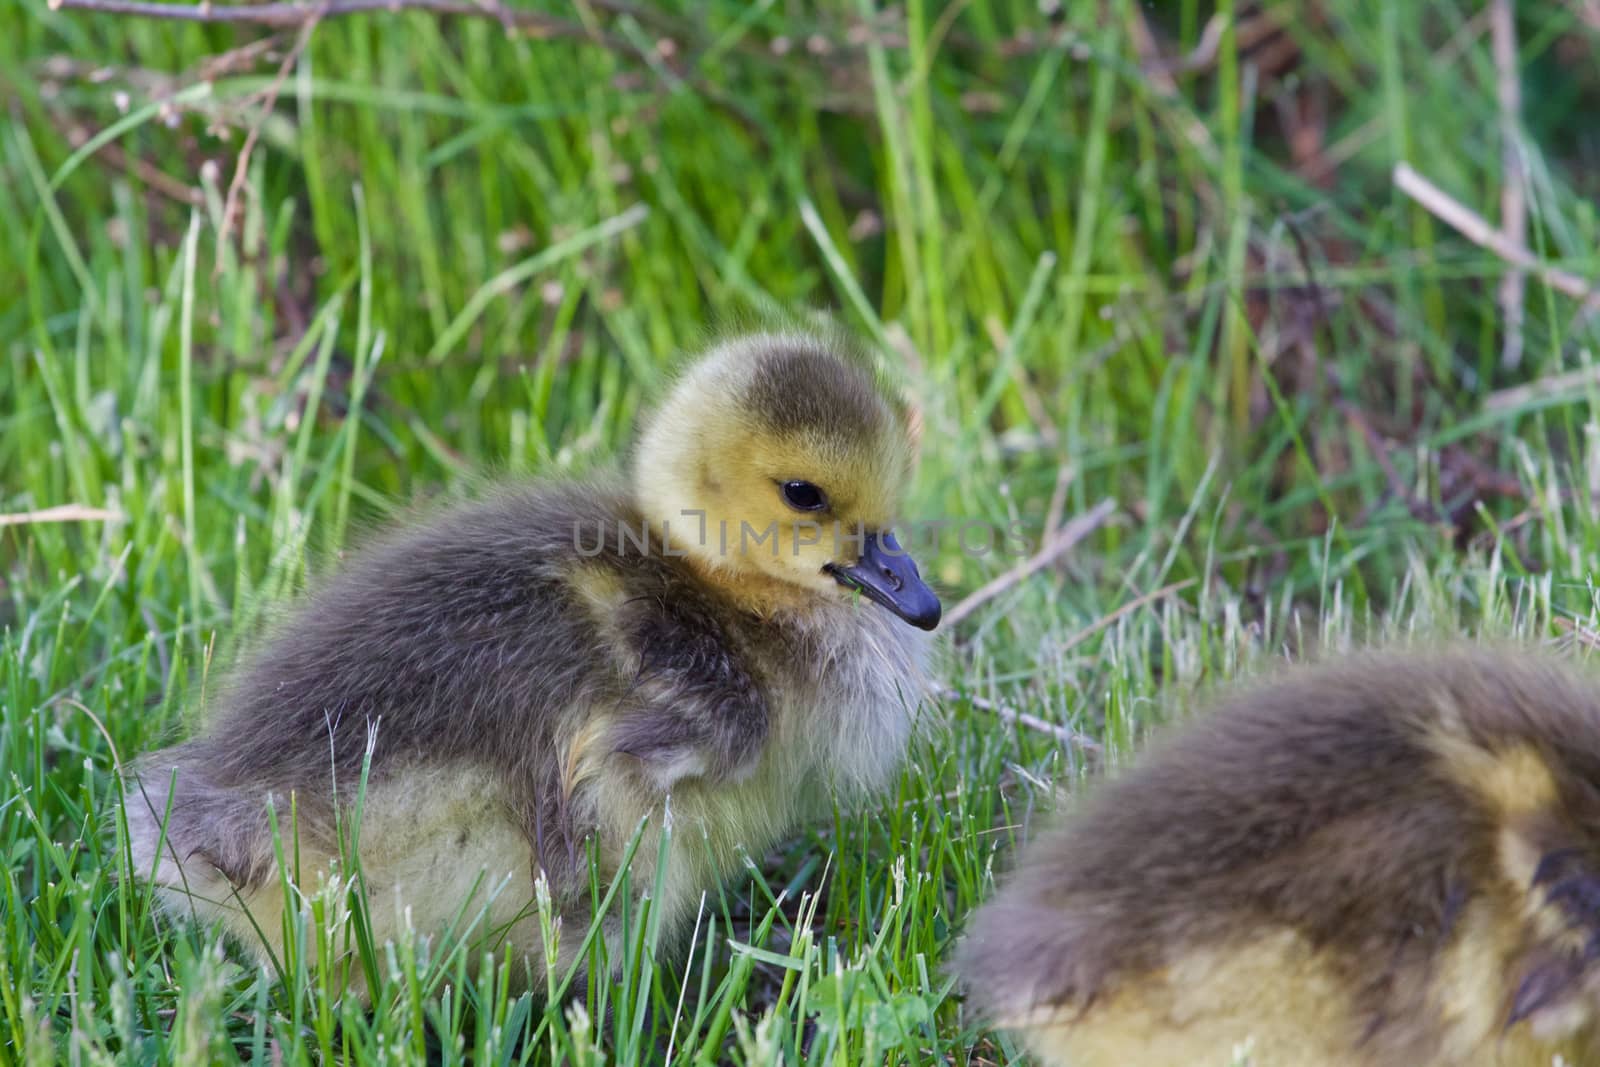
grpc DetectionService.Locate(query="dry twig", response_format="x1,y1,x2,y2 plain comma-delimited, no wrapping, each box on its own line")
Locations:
1124,5,1216,165
215,17,316,273
1491,0,1528,368
48,0,777,142
1393,162,1596,306
47,0,599,39
84,139,202,206
1042,463,1076,544
0,504,124,526
940,686,1102,753
1058,578,1197,654
944,497,1117,628
1305,11,1488,184
1485,362,1600,412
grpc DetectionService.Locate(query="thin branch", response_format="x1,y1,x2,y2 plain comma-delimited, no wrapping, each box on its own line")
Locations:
54,697,128,777
1335,395,1442,523
1123,5,1217,166
1276,213,1444,526
940,686,1102,753
48,0,776,146
1393,162,1596,306
1485,362,1600,413
944,497,1117,628
1555,615,1600,653
215,16,316,275
86,139,201,206
1058,577,1197,654
1042,462,1076,545
0,504,124,526
48,0,604,42
1491,0,1527,369
1306,12,1487,184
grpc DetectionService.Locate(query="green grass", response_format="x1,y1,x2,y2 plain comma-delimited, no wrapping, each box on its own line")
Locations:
6,0,1600,1061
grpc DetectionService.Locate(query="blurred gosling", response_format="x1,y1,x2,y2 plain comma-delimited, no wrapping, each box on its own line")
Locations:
958,648,1600,1066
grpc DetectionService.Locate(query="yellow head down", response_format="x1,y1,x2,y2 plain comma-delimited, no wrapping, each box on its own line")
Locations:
633,332,939,629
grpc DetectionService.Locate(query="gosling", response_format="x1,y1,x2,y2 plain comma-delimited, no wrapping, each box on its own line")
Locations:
126,331,940,996
957,648,1600,1066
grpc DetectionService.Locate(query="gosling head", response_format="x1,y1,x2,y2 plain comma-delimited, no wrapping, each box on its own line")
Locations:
633,332,941,630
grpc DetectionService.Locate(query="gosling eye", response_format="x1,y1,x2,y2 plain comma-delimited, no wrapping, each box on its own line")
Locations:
778,480,828,512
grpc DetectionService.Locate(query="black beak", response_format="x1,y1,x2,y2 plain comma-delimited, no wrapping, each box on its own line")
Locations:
825,530,941,631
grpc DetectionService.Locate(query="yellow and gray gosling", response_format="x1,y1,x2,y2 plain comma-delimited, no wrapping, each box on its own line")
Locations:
126,332,940,996
957,648,1600,1067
